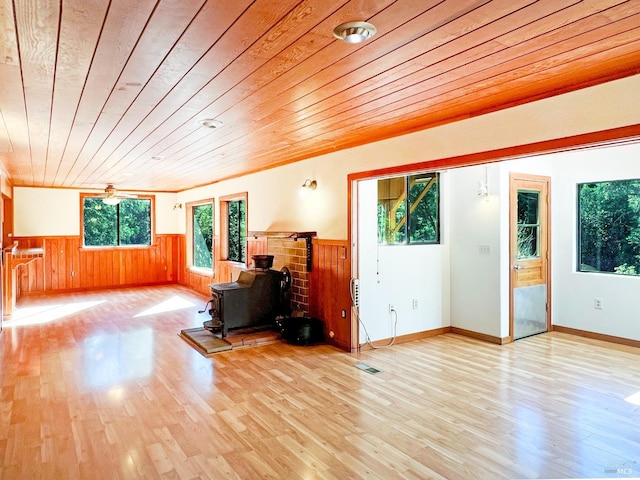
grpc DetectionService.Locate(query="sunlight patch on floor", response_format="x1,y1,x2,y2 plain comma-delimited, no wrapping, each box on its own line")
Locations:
7,300,106,327
84,327,154,388
625,391,640,406
133,295,196,318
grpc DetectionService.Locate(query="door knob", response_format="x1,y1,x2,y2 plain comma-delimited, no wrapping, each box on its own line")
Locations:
513,264,522,270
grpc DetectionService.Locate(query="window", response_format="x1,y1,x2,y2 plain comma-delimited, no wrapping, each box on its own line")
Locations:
377,173,440,245
227,199,246,262
82,195,152,247
192,203,213,269
221,193,247,263
578,178,640,276
517,191,541,259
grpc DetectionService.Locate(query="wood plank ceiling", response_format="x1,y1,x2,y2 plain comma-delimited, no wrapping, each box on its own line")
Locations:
1,0,639,193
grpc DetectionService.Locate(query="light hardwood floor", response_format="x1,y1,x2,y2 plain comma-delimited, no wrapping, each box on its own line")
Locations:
1,285,639,479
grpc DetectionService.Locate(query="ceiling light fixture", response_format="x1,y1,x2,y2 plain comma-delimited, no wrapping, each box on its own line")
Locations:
103,196,120,206
333,21,377,44
197,118,224,129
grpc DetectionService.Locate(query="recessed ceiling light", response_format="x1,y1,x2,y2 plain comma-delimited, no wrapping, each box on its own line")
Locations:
333,21,377,44
198,118,224,129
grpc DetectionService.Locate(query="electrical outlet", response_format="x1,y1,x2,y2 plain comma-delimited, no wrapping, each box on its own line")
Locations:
350,279,360,307
594,298,603,310
412,299,418,310
388,303,394,313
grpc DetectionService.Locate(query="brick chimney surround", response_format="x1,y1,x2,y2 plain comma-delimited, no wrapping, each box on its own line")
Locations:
247,231,316,315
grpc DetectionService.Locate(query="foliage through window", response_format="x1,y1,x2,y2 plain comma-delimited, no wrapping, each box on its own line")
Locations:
227,199,246,262
83,196,152,247
578,179,640,276
377,173,440,245
192,203,213,269
516,191,540,259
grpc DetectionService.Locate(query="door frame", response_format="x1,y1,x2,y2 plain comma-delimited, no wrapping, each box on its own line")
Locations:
509,172,552,342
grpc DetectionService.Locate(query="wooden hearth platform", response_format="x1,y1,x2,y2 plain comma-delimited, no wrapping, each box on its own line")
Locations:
180,325,282,356
224,325,282,349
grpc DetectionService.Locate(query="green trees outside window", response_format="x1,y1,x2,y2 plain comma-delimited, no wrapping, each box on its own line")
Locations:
83,197,151,246
192,203,213,269
227,199,246,262
578,179,640,276
516,191,541,259
377,173,440,245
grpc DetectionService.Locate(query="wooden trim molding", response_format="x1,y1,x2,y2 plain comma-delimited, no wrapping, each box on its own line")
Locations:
347,123,640,183
356,326,513,352
450,327,511,345
358,327,452,351
552,325,640,349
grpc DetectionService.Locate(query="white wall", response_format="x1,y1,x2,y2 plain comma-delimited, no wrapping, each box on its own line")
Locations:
449,165,502,337
550,143,640,341
14,188,81,236
14,187,180,236
356,178,450,343
175,160,335,236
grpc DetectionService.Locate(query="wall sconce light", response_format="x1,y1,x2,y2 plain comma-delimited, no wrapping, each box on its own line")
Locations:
173,203,183,210
477,180,489,198
301,179,317,190
477,166,489,200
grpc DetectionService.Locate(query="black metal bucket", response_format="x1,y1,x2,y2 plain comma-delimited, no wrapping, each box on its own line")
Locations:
252,254,274,269
275,316,324,346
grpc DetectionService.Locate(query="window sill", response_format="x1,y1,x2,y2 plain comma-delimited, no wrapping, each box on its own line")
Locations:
188,266,214,277
219,260,247,267
79,244,154,252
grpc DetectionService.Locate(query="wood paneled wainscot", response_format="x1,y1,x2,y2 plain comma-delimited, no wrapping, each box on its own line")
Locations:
309,239,353,351
13,235,180,297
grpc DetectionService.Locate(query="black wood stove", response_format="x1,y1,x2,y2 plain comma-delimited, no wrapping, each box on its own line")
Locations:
203,256,291,338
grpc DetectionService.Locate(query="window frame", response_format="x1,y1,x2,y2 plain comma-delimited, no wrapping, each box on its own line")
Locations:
577,177,640,277
187,199,214,272
220,192,247,264
377,172,440,246
80,193,155,249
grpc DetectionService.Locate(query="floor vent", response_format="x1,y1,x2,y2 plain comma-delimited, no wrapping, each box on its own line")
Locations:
355,362,381,374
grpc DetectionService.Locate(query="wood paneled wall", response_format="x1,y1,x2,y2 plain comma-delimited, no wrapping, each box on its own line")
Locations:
246,236,268,267
309,239,352,351
14,235,180,294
